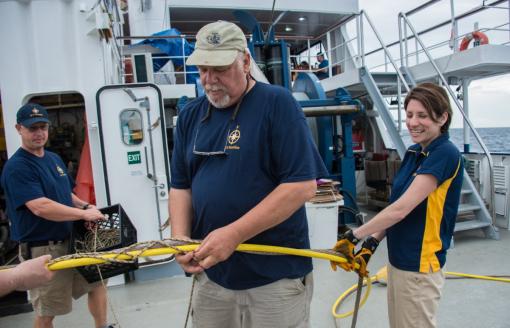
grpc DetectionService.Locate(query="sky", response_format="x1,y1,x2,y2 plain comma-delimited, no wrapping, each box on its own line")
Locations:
358,0,510,128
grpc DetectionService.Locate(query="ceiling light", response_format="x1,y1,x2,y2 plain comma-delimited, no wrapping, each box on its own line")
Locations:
298,16,306,22
285,26,293,32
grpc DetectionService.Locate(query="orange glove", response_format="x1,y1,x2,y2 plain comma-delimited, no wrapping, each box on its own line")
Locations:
330,229,360,272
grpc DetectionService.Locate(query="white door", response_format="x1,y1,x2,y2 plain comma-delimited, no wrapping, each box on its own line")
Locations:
96,84,170,244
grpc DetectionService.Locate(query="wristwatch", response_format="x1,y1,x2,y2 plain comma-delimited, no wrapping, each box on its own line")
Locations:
82,203,90,210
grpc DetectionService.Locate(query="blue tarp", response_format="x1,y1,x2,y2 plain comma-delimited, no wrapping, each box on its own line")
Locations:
135,28,199,84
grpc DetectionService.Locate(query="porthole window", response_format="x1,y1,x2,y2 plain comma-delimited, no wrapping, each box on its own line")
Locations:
120,109,143,145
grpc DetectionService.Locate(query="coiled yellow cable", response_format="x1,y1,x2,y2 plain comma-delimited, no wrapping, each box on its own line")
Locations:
331,275,374,318
331,266,510,321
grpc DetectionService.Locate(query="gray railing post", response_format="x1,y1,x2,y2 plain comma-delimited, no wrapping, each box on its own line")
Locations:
356,14,362,66
182,37,187,84
360,14,365,67
327,31,333,78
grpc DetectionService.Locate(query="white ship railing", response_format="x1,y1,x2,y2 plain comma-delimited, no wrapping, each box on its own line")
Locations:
117,35,199,85
363,0,510,72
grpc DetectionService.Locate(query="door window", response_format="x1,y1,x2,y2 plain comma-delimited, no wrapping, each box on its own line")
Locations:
120,109,143,145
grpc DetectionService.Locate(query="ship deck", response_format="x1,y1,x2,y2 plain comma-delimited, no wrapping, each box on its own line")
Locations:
1,208,510,328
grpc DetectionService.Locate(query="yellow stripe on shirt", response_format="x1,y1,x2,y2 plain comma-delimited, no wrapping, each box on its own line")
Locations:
420,158,461,273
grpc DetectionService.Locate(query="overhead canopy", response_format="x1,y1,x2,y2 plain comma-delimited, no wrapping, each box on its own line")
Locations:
136,28,199,83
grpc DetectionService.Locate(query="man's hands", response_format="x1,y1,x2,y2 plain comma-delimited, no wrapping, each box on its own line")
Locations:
81,207,106,222
175,251,205,274
353,237,379,277
192,226,243,270
174,225,243,274
330,229,360,272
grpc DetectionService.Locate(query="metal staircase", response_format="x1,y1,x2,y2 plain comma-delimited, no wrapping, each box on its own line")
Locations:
353,10,499,239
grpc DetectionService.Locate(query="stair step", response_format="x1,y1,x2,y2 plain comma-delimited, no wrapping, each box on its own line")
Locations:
454,220,491,232
461,189,473,195
457,203,481,213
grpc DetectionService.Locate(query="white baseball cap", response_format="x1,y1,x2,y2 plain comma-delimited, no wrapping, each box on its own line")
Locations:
186,21,247,66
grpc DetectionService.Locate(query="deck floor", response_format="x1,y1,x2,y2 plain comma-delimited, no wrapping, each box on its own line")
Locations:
2,215,510,327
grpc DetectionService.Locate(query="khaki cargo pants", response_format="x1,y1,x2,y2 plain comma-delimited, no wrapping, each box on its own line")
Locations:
192,272,313,328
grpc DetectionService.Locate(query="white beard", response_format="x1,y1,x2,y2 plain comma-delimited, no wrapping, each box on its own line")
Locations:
206,92,231,108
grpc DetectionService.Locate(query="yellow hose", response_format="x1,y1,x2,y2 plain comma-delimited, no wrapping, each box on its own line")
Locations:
330,266,510,321
445,271,510,283
44,243,370,320
331,275,374,318
8,242,510,322
46,243,357,271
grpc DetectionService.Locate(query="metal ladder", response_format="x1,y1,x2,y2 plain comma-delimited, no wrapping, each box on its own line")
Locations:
356,10,499,239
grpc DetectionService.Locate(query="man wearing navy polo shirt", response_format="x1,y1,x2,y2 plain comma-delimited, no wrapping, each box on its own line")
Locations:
1,103,112,328
169,21,328,327
315,52,329,80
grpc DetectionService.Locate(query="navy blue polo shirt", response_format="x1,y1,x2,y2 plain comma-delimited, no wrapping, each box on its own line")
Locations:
386,133,463,273
171,82,328,290
1,148,74,241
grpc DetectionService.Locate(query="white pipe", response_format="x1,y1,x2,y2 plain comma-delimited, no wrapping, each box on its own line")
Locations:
462,79,472,152
450,0,459,52
326,31,333,78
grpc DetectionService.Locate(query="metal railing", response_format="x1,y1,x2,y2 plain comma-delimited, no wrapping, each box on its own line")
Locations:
118,26,360,84
400,22,509,67
363,0,510,71
358,11,410,93
117,35,199,85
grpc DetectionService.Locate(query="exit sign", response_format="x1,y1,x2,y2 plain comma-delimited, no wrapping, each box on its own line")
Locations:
127,151,141,165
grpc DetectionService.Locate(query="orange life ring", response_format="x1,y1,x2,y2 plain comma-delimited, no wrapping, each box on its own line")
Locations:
459,31,489,51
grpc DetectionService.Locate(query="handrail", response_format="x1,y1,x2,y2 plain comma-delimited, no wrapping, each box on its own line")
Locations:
405,0,442,16
359,10,411,94
365,21,509,71
400,22,510,66
364,0,508,58
399,12,497,224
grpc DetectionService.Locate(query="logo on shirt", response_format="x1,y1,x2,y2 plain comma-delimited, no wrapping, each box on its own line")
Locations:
226,125,240,150
56,165,66,177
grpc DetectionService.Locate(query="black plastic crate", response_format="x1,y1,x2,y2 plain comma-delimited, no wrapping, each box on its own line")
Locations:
69,204,138,283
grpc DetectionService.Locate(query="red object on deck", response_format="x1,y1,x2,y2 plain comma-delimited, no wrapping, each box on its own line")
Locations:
73,120,95,204
352,131,364,151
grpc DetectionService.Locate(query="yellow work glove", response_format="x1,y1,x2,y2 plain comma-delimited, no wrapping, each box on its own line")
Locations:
330,229,360,272
353,236,380,277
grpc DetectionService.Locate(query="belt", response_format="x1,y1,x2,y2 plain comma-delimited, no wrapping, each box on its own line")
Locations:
25,240,67,248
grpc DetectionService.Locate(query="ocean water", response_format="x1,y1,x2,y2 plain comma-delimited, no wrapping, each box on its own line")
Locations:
401,127,510,154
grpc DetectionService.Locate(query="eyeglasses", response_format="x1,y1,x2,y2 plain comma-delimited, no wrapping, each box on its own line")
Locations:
27,124,49,132
193,78,250,157
192,121,230,157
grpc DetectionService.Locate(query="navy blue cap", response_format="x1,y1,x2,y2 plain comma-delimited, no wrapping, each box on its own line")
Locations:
16,103,50,127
